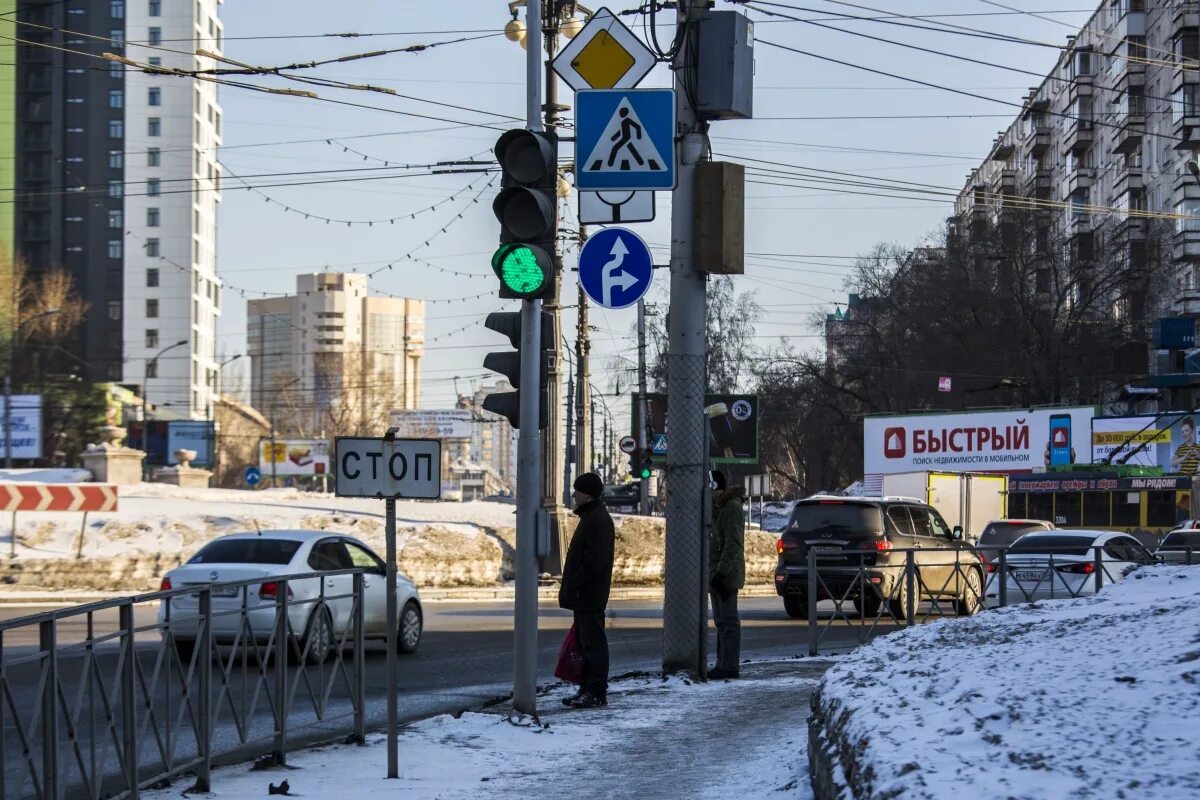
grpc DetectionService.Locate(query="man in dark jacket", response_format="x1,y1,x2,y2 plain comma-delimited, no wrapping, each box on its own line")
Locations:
559,472,615,708
708,471,746,679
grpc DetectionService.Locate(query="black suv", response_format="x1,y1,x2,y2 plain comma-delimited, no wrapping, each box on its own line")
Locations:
773,496,985,620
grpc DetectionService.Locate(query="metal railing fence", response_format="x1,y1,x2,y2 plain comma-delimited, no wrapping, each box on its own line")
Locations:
793,545,1197,656
0,568,368,800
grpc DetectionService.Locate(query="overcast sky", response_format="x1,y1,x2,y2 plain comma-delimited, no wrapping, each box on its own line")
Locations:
213,0,1094,418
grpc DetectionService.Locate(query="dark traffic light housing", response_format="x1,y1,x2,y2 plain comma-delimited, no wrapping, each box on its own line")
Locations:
492,128,559,301
480,310,552,429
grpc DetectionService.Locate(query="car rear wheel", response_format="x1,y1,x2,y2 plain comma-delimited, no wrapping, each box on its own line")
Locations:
889,582,912,623
300,607,336,665
782,593,807,619
398,601,422,654
954,568,983,616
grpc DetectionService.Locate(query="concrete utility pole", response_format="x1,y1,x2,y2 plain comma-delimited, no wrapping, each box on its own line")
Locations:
637,299,650,514
512,0,543,717
540,0,568,574
663,0,710,676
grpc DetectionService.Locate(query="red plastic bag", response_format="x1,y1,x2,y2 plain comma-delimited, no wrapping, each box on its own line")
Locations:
554,623,584,685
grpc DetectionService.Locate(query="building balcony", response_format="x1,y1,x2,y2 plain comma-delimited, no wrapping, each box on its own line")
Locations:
1116,215,1148,241
1173,226,1200,261
1173,0,1200,33
1066,211,1092,235
1175,284,1200,315
1113,113,1144,154
1062,168,1095,198
990,169,1017,196
1063,120,1094,153
1114,166,1144,196
1020,167,1053,196
991,142,1015,162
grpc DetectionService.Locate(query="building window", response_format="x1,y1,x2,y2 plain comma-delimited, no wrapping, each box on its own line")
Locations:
147,178,160,196
108,149,123,168
147,268,159,287
146,329,158,348
146,238,160,257
108,119,123,138
110,0,125,16
1177,199,1200,232
110,29,124,46
108,209,122,229
108,180,123,198
148,27,161,46
108,240,122,259
149,0,161,16
146,299,159,318
107,301,121,321
148,117,161,136
147,208,160,227
108,89,123,108
148,56,161,67
109,61,122,78
148,87,161,106
145,360,157,379
147,147,161,166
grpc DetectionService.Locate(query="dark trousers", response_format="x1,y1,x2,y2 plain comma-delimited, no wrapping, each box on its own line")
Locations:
573,610,609,698
710,590,741,672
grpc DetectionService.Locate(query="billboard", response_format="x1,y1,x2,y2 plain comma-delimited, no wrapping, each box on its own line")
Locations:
388,409,474,439
127,420,215,467
259,439,330,477
636,393,759,465
1091,413,1200,474
863,407,1095,475
0,395,42,460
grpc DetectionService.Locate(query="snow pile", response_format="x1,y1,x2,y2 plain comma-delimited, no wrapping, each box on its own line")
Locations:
0,468,92,483
141,665,821,799
809,565,1200,800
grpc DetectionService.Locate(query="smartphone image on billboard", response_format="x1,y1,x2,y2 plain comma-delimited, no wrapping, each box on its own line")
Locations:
1049,414,1072,466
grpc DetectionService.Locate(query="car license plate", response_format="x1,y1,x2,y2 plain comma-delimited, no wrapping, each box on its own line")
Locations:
1014,569,1048,582
809,545,843,554
211,585,240,598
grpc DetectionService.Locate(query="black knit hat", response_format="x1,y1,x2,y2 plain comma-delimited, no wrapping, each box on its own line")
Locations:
574,472,604,499
711,470,727,491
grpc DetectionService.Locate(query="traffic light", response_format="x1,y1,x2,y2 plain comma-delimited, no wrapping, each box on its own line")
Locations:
492,128,558,300
481,310,552,429
638,449,653,480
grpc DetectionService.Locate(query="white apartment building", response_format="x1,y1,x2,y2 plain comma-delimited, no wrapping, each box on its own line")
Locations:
247,273,425,435
122,0,223,419
955,1,1200,323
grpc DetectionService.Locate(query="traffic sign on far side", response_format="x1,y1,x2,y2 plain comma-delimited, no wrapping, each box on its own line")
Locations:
578,227,654,310
552,7,657,93
619,435,637,454
334,437,442,499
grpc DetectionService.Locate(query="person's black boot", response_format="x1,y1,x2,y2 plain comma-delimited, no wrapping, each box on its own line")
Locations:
561,687,584,706
568,692,607,708
708,667,740,680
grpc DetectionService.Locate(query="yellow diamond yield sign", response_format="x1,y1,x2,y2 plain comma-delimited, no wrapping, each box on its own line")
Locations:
552,7,657,93
572,30,636,89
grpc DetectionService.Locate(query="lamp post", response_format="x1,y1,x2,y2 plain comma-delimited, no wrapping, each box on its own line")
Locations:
144,339,188,473
5,307,61,469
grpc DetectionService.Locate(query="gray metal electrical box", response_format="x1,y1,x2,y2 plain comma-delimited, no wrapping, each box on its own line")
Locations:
696,11,754,120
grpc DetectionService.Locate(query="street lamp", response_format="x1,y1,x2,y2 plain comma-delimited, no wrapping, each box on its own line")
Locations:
5,307,61,470
143,340,188,475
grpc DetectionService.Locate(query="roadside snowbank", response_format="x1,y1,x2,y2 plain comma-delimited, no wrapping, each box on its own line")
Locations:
0,468,92,483
809,565,1200,799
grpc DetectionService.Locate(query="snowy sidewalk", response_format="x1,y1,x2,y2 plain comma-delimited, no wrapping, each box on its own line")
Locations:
143,659,831,799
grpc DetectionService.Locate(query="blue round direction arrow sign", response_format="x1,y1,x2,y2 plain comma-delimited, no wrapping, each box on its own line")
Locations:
578,227,654,310
244,465,261,486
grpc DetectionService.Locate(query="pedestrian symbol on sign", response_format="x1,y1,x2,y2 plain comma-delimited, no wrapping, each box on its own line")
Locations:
585,99,666,175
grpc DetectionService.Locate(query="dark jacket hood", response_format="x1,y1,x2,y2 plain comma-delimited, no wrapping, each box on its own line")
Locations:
717,486,746,507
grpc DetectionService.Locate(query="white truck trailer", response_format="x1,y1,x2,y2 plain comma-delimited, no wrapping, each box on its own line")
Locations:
880,471,1006,541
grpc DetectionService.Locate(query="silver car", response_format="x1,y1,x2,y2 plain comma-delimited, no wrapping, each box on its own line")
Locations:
984,530,1156,608
1155,529,1200,565
157,531,423,663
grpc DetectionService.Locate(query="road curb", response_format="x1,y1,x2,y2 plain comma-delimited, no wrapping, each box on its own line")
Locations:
0,585,782,605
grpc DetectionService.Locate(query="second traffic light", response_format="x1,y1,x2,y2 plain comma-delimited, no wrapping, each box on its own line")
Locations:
492,128,558,301
481,310,553,429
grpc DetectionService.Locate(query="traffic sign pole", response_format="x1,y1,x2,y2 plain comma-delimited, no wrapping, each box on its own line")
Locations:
638,299,650,516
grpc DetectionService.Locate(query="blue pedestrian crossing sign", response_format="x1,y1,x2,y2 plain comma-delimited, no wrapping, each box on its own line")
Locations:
576,89,675,191
578,227,654,310
651,434,668,455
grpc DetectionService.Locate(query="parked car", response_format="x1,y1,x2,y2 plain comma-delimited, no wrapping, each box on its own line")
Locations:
1155,529,1200,565
602,482,641,514
773,496,985,620
984,530,1155,608
976,519,1054,561
157,531,423,663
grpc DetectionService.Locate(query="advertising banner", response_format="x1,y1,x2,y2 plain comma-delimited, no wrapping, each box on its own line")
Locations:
388,409,474,440
636,393,759,465
259,439,330,477
167,421,214,467
863,407,1095,475
0,395,42,460
1091,413,1200,474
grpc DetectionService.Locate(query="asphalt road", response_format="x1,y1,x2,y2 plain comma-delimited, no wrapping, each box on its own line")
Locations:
0,595,888,798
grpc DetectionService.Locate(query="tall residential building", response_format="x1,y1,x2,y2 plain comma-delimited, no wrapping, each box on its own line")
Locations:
247,273,425,435
954,1,1199,322
10,0,222,418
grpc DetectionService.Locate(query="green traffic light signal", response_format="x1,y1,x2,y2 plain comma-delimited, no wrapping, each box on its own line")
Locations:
640,466,651,479
492,243,551,298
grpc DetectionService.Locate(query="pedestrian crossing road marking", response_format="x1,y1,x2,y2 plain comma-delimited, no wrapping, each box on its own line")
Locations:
584,98,666,175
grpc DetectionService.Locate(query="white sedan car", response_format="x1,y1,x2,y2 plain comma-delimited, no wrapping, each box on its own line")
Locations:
984,530,1156,608
157,531,423,663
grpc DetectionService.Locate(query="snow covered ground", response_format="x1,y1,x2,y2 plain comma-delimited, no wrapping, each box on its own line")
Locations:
813,564,1200,799
140,662,824,800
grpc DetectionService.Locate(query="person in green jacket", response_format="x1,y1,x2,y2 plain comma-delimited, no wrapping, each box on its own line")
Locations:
708,470,745,679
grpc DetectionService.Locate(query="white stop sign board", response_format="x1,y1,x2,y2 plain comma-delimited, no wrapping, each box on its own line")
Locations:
334,437,442,499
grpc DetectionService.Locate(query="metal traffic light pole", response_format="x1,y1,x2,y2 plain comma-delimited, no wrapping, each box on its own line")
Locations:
512,0,543,717
637,298,650,515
